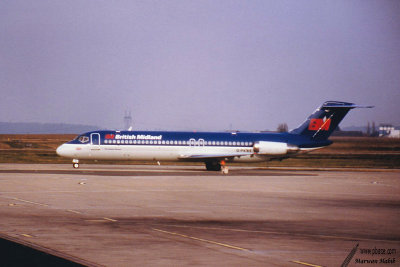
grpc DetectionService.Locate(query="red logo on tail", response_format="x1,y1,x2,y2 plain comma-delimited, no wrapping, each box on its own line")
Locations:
308,118,331,131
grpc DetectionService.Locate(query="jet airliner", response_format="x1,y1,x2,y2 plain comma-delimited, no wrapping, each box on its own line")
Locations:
56,101,372,173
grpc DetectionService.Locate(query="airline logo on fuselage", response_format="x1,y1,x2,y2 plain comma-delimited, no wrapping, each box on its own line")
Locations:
308,118,331,131
105,134,115,139
105,134,163,140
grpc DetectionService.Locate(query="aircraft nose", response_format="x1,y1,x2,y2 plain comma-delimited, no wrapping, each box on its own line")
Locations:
56,144,69,157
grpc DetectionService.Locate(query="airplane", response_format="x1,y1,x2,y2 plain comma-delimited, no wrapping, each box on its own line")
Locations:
56,101,372,173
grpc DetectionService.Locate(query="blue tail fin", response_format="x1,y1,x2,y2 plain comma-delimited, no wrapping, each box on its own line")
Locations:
290,101,372,140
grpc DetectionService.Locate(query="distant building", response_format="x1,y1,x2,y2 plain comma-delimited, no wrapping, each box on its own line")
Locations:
331,130,363,137
331,126,363,137
379,124,400,138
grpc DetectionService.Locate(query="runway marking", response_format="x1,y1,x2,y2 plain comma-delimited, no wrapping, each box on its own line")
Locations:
20,234,33,238
10,197,48,207
85,219,109,223
291,260,324,267
66,209,82,214
0,203,18,206
157,224,400,243
103,217,117,222
84,217,117,223
152,228,250,252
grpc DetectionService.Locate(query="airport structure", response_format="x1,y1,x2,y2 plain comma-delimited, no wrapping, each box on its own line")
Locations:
379,124,400,138
123,111,133,130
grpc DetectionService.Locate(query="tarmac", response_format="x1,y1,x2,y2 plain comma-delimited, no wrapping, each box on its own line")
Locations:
0,163,399,266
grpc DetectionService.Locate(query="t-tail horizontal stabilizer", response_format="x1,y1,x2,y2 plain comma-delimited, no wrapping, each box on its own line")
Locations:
290,101,373,140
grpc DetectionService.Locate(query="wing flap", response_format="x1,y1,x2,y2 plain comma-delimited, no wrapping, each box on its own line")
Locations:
179,152,253,160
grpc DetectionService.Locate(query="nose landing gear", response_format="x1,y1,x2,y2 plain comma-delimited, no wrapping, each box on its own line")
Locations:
72,159,79,169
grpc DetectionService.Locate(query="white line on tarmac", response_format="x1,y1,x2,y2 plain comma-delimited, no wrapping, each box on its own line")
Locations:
152,228,250,252
10,197,48,207
291,260,324,267
157,224,400,243
66,209,82,214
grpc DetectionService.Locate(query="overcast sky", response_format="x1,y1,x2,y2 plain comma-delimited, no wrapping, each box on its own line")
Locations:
1,0,399,131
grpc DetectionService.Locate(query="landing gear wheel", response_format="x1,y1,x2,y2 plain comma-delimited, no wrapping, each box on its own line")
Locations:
72,159,79,169
205,161,221,171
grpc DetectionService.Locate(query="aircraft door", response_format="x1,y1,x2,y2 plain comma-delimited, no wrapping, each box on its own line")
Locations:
188,138,205,153
189,138,205,147
189,138,196,146
90,133,101,150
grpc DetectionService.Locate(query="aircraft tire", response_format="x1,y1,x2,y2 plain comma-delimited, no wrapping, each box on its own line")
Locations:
205,161,221,171
73,163,79,169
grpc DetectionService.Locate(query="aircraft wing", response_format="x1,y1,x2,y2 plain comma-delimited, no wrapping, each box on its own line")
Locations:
179,152,253,161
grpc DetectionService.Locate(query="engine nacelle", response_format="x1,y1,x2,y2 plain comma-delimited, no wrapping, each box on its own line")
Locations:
253,141,298,155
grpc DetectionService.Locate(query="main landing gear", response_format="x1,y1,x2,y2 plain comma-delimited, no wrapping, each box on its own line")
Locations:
72,159,79,169
205,160,229,174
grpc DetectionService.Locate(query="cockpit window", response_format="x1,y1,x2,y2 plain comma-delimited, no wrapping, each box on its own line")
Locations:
78,136,89,143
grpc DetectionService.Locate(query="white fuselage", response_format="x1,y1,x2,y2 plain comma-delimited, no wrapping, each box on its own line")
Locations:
56,143,270,163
